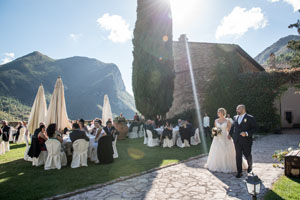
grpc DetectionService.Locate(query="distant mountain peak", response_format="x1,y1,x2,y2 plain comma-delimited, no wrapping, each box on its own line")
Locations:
15,51,54,62
255,35,300,65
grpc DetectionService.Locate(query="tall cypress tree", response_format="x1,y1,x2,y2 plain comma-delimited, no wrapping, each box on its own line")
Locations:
132,0,175,119
288,10,300,68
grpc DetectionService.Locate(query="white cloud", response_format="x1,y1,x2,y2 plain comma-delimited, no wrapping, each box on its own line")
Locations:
97,13,132,43
216,7,268,40
69,33,82,41
1,52,15,64
269,0,300,12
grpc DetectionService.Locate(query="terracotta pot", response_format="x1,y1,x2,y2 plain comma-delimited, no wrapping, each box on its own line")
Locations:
114,122,128,140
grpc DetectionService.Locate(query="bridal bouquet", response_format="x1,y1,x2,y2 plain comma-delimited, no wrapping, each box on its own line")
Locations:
211,127,222,137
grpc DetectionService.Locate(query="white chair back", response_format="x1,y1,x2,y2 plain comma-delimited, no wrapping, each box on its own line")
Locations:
113,135,118,158
128,126,139,139
163,138,174,148
0,140,5,155
44,139,62,170
71,139,89,168
17,127,26,144
146,130,159,147
24,133,32,161
191,128,201,145
138,125,144,138
32,151,48,166
4,141,10,153
176,137,190,148
143,129,148,145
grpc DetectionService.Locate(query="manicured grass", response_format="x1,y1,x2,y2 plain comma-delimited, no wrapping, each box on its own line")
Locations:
264,175,300,200
0,138,210,200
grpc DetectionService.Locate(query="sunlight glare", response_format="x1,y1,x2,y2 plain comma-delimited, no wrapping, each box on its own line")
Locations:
170,0,201,25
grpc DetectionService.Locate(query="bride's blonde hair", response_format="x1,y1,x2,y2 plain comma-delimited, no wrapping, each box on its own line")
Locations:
217,108,227,116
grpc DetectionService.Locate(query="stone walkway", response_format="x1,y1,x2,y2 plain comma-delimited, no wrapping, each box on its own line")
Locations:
59,131,300,200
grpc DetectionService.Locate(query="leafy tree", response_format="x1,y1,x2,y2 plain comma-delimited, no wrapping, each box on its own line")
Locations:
132,0,175,119
287,10,300,68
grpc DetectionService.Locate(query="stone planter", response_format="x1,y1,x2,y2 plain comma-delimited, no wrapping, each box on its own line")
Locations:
114,122,128,140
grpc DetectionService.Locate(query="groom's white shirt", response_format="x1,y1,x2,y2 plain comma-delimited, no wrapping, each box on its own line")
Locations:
238,113,248,136
238,113,246,125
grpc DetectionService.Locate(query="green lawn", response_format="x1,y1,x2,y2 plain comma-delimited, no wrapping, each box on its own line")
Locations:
264,175,300,200
0,138,210,200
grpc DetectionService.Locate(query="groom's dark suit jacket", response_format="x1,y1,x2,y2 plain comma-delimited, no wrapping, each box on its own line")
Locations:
229,114,257,143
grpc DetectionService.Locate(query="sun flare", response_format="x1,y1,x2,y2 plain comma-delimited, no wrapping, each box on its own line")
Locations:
169,0,201,25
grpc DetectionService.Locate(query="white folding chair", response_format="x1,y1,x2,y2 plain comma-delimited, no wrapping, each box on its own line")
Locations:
17,127,26,144
138,125,144,138
163,137,174,148
113,135,118,158
4,141,10,153
44,139,66,170
128,126,139,139
32,151,48,166
191,128,201,145
0,138,5,155
143,129,148,145
24,133,32,161
71,139,89,168
176,137,190,148
146,130,159,147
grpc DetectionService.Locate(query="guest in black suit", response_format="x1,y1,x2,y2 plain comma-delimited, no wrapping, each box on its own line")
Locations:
103,120,116,140
128,118,140,133
160,121,173,144
1,120,10,142
70,123,89,143
229,105,258,178
13,121,23,142
179,120,191,145
144,120,159,139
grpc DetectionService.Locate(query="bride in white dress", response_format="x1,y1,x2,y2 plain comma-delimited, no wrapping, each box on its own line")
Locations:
206,108,247,173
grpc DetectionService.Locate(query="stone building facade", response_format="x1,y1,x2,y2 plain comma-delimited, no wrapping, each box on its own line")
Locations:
166,34,265,118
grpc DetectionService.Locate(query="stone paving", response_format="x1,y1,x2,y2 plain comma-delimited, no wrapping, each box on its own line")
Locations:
59,131,300,200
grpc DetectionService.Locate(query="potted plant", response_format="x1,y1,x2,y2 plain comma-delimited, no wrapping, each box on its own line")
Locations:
113,116,128,140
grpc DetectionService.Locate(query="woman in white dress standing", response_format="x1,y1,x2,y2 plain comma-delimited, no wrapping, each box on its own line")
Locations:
206,108,247,173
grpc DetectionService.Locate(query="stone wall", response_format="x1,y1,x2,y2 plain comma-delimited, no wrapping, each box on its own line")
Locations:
166,36,263,119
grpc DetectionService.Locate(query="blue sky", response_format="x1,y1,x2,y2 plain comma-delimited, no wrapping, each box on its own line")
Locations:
0,0,299,95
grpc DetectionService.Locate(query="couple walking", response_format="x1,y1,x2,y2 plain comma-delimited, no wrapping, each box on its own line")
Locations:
206,105,257,178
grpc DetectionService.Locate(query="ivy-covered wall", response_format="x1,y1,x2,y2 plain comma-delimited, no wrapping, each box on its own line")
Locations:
203,54,300,132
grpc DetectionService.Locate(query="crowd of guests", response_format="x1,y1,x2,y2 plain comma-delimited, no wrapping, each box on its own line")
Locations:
0,120,30,144
0,116,119,165
128,113,197,147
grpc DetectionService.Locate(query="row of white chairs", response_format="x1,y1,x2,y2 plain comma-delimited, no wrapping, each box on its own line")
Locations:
144,128,201,148
1,127,29,155
128,125,144,139
29,137,119,169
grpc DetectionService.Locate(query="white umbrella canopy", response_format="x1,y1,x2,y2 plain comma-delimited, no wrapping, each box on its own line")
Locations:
102,94,113,126
45,77,71,130
27,84,47,134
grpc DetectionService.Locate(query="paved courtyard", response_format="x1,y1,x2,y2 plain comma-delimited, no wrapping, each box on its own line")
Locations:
53,130,300,200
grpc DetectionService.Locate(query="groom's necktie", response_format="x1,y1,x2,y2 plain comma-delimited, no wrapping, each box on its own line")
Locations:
238,116,242,125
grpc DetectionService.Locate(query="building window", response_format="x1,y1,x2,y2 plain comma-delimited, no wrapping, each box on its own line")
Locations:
285,111,293,124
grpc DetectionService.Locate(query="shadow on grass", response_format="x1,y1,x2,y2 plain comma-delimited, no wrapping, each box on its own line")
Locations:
0,138,206,200
9,143,26,150
264,176,300,200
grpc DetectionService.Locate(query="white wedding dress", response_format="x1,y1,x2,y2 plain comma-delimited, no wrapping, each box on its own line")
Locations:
206,120,248,173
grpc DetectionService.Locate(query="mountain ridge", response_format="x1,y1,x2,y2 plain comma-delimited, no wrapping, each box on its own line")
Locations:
255,35,300,65
0,51,135,120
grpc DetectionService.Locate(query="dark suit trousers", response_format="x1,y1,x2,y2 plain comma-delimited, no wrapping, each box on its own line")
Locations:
234,136,252,174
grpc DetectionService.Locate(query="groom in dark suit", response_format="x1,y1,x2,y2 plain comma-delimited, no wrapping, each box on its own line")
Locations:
229,105,257,178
